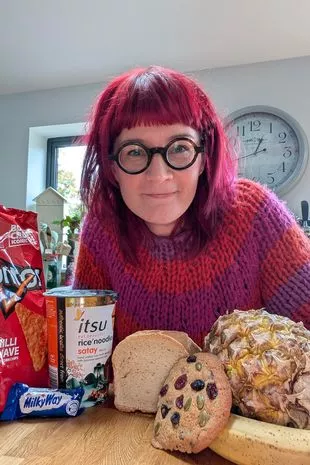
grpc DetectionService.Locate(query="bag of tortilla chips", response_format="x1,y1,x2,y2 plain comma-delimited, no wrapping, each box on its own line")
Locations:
0,205,48,413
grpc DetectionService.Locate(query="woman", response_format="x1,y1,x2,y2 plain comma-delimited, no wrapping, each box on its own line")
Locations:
73,65,310,347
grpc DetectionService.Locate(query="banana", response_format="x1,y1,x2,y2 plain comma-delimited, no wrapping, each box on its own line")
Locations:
209,414,310,465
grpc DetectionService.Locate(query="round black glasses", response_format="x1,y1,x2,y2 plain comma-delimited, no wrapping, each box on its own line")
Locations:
109,137,205,174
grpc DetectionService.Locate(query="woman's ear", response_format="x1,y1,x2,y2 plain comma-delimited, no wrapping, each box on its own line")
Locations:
198,155,205,175
111,164,120,184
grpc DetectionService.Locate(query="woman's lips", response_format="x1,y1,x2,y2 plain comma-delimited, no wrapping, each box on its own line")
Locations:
144,192,177,199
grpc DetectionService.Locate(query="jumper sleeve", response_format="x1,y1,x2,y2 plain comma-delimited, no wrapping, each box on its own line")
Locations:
258,191,310,329
72,215,112,290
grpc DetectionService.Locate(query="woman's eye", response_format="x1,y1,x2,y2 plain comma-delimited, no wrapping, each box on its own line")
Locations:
127,148,143,157
171,144,189,154
175,145,186,152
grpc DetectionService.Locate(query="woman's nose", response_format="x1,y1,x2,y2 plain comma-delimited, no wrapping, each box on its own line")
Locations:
145,153,173,181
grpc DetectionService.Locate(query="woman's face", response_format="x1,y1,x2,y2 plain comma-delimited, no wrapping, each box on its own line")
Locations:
112,124,204,236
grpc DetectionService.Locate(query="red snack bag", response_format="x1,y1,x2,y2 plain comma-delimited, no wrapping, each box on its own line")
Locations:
0,205,48,413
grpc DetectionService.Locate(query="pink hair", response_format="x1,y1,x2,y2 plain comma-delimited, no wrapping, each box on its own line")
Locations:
81,66,236,262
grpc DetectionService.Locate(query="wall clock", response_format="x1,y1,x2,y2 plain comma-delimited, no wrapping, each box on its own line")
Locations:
225,106,309,195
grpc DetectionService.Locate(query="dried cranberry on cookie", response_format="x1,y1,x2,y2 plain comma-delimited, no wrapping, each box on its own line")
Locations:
152,352,232,454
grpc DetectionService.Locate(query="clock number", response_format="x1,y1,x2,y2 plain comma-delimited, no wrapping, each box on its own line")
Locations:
283,147,292,158
249,120,261,131
269,123,273,133
237,125,245,137
267,173,275,184
282,162,286,173
278,132,287,143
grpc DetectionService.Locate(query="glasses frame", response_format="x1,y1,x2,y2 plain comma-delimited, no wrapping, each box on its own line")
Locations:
109,137,205,175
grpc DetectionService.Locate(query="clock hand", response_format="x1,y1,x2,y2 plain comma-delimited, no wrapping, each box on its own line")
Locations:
253,137,264,154
238,137,266,159
238,148,267,160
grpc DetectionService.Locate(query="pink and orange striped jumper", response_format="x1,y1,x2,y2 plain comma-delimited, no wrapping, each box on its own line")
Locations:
73,179,310,347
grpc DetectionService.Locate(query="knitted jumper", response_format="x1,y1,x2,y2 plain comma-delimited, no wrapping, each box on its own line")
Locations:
73,179,310,347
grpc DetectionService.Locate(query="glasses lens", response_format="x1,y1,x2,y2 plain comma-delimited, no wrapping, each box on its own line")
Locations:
167,139,196,168
118,144,148,173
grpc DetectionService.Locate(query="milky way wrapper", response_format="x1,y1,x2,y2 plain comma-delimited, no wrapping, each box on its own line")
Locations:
0,383,84,420
0,205,48,414
44,288,117,408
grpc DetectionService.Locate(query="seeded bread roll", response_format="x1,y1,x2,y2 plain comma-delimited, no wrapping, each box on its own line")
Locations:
152,352,232,454
112,330,201,413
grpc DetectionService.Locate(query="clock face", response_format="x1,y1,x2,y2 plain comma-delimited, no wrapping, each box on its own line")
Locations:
226,110,303,192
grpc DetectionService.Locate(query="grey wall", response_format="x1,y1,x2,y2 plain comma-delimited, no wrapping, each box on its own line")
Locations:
0,83,102,209
1,56,310,216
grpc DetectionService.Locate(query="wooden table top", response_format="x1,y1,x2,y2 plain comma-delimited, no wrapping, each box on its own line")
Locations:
0,404,234,465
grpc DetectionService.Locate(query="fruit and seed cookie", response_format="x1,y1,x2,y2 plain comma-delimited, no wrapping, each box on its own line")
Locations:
151,352,232,453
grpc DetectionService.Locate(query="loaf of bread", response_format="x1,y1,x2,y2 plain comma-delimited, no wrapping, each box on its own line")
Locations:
112,330,201,413
152,352,232,453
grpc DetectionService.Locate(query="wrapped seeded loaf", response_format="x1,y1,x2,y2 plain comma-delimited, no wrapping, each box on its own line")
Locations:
112,330,201,413
152,352,232,454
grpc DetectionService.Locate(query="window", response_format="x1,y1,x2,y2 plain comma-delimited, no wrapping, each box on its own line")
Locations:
46,136,86,216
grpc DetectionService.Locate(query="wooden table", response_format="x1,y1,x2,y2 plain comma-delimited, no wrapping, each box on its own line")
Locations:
0,405,234,465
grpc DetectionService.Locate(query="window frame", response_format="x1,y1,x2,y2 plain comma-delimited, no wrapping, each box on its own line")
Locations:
46,136,84,189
